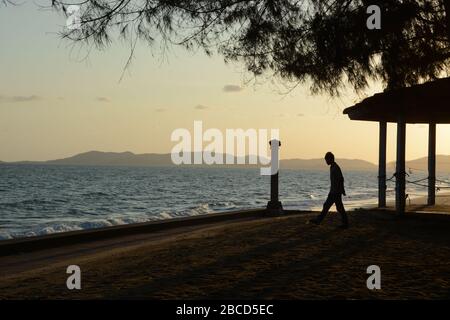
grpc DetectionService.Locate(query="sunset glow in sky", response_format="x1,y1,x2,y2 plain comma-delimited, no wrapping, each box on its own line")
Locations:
1,2,450,163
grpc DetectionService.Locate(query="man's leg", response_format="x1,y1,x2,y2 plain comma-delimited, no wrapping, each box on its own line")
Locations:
314,194,334,224
335,195,349,227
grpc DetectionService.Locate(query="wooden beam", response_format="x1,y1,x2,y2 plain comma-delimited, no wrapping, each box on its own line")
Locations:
378,121,387,208
396,119,406,213
428,123,436,205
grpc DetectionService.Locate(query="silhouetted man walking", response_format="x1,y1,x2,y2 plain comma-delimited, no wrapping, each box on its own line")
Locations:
310,152,349,229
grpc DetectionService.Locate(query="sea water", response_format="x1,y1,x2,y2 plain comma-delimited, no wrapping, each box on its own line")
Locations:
0,164,438,240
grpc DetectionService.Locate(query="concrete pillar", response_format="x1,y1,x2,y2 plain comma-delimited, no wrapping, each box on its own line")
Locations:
266,140,283,214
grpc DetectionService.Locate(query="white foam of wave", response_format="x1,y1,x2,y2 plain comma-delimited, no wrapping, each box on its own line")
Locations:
4,207,222,240
189,203,211,216
0,232,13,240
7,216,157,239
158,211,173,219
1,206,215,240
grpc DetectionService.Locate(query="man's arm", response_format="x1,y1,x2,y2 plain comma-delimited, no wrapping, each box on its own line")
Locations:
338,166,346,196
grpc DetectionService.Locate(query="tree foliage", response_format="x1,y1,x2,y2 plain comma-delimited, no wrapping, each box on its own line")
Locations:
50,0,450,95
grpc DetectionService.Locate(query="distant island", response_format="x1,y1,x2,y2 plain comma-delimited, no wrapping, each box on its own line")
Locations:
1,151,450,172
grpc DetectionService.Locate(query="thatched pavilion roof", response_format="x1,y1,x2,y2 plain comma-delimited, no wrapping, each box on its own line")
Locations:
344,77,450,123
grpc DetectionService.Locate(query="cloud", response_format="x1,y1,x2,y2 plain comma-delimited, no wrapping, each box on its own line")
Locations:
195,104,209,110
96,97,110,103
0,95,42,103
155,108,165,112
297,113,305,117
223,85,243,93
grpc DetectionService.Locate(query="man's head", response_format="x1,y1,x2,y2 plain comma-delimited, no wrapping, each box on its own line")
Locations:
324,152,335,165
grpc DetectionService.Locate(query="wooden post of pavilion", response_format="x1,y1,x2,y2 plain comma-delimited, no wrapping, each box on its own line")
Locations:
396,118,406,214
428,123,436,205
378,121,387,208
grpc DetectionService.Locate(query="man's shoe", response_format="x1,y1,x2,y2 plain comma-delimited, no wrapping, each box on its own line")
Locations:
309,218,320,225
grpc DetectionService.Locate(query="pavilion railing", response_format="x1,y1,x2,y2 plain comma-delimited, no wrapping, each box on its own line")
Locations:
384,171,450,205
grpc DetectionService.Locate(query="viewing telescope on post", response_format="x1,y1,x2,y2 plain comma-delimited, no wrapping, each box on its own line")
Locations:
266,139,283,215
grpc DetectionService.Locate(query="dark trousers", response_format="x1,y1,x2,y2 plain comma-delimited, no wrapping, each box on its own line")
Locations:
317,193,348,226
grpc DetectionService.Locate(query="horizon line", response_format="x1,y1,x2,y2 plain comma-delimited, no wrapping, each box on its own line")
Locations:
1,150,449,164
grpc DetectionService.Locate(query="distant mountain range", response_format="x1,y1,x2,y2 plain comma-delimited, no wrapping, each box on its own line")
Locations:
1,151,449,172
387,155,450,173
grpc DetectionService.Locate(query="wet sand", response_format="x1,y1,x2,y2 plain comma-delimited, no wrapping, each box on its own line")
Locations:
1,208,450,299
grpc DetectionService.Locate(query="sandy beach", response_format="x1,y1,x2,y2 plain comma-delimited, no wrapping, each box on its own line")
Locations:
1,203,450,299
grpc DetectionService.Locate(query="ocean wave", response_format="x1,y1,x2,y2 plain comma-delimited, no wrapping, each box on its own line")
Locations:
81,191,111,198
188,203,212,216
6,205,221,239
0,199,53,208
0,232,13,240
208,201,237,210
23,224,84,237
158,212,173,219
6,216,156,239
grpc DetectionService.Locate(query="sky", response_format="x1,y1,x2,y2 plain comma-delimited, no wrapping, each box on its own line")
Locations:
1,2,449,163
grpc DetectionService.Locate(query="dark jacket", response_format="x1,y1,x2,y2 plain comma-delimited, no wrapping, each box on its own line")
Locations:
330,162,346,195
